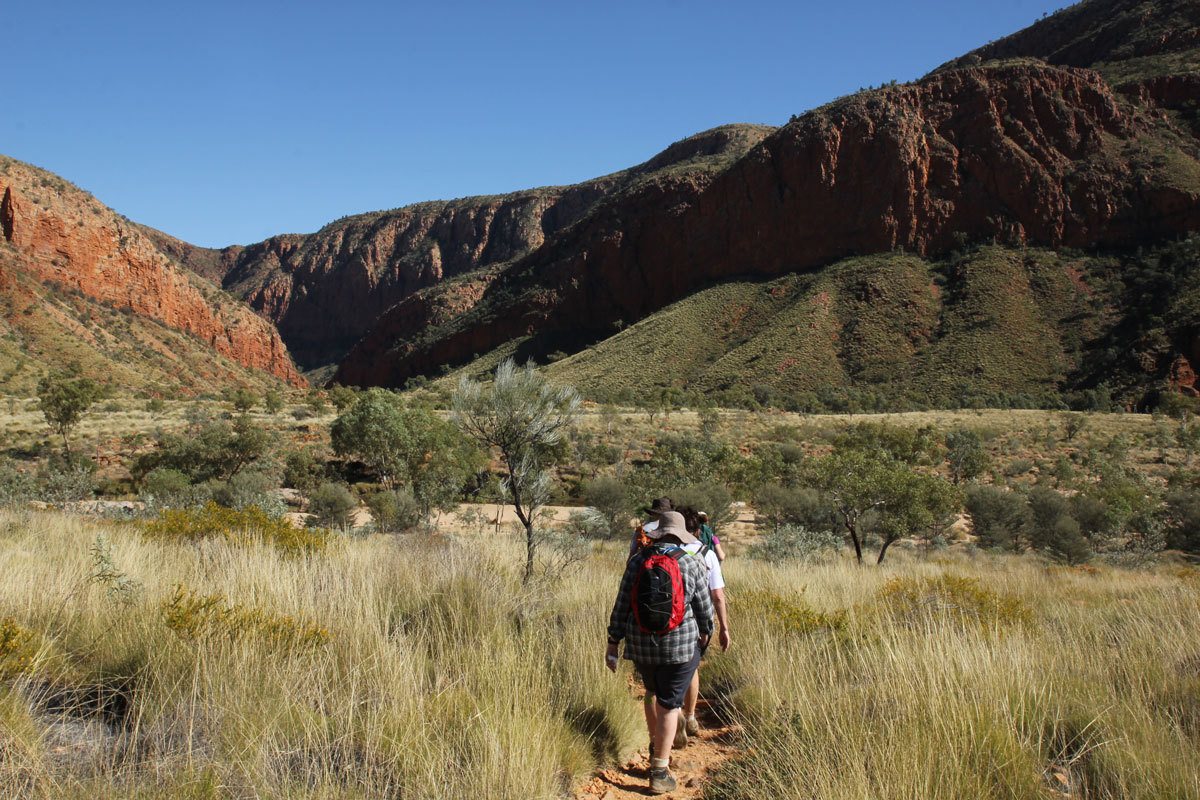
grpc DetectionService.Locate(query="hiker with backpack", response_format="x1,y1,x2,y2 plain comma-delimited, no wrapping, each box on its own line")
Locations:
606,510,714,795
696,510,726,561
671,506,730,746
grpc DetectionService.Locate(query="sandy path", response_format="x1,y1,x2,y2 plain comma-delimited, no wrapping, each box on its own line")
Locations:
575,683,742,799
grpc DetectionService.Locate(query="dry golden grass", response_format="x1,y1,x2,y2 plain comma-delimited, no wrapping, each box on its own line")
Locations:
0,509,1197,798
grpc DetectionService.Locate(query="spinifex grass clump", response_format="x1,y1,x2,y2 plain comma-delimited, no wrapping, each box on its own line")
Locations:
877,573,1034,631
140,501,330,554
162,584,331,649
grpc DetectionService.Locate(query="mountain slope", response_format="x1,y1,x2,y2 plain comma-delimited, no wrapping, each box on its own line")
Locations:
0,156,305,391
334,58,1200,400
151,125,774,370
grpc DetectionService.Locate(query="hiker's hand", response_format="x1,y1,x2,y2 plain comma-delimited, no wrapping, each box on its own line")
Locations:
719,628,731,652
605,643,619,672
698,634,710,649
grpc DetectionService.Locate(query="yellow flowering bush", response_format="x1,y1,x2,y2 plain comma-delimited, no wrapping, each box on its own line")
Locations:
141,502,330,555
162,585,331,649
877,574,1033,631
0,616,35,677
738,589,848,637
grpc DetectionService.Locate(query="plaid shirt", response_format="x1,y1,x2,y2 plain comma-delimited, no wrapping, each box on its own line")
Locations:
607,543,714,665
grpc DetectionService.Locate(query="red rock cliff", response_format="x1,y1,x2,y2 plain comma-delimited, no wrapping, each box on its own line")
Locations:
335,63,1200,387
0,160,305,386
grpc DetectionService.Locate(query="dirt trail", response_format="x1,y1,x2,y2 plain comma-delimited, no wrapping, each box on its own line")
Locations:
575,693,742,800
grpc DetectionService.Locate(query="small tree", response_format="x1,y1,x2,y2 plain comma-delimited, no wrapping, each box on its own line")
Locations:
453,358,580,583
263,390,285,414
230,388,258,413
308,482,357,530
328,384,358,414
808,448,960,564
944,428,988,484
583,475,631,536
38,366,101,459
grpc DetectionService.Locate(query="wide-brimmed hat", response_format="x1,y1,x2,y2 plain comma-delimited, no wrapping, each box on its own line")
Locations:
643,496,674,516
644,511,698,545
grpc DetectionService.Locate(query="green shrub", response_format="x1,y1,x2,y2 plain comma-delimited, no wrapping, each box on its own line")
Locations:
367,488,422,532
965,485,1027,551
1027,487,1091,564
582,476,631,536
308,482,357,530
0,460,36,507
210,470,285,517
748,525,843,563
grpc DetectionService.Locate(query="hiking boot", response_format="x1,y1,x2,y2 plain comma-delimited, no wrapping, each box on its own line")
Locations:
673,721,688,748
685,715,700,737
649,766,677,794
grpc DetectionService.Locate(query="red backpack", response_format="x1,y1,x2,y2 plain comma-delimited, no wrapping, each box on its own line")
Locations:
632,546,687,634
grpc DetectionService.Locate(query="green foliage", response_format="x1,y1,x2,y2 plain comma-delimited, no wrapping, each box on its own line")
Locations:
748,525,843,563
38,462,96,505
807,447,960,564
367,488,422,532
282,448,324,497
307,482,358,530
230,388,257,413
453,358,580,583
139,467,204,510
332,389,482,519
1165,489,1200,553
755,484,838,532
89,531,144,605
582,476,631,537
141,502,329,555
672,482,735,533
263,390,284,414
327,384,357,413
0,460,37,507
1027,487,1092,564
134,414,272,484
965,485,1027,551
945,428,989,484
305,388,329,415
877,574,1033,631
37,363,100,456
145,397,166,416
210,471,285,517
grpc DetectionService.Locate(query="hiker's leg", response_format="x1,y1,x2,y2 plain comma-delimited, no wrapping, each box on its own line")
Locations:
683,669,699,719
643,692,658,738
653,702,680,763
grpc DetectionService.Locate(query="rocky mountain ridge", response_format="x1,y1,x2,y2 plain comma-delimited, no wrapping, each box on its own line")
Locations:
0,157,304,388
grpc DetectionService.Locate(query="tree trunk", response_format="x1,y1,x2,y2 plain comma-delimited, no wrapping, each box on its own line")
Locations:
848,523,863,564
876,536,895,565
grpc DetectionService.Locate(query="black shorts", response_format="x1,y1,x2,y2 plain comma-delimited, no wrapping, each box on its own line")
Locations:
637,645,701,710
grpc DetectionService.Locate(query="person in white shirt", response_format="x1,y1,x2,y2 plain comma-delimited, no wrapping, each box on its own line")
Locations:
676,506,730,743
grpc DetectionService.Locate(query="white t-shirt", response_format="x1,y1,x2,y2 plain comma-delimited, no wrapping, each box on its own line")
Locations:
682,541,725,592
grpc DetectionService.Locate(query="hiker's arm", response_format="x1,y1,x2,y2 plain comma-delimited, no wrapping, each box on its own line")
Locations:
711,587,730,652
689,558,715,639
714,537,726,562
606,558,638,645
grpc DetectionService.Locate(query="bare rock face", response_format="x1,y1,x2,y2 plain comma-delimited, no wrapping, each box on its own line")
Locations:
175,125,775,370
0,160,304,386
336,63,1200,387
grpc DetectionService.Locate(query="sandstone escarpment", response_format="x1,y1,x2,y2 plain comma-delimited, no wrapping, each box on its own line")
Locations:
0,159,304,386
336,63,1200,387
172,125,774,370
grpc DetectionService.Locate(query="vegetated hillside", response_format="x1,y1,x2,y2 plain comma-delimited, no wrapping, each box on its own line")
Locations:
0,156,305,392
534,240,1200,409
334,52,1200,404
150,125,775,371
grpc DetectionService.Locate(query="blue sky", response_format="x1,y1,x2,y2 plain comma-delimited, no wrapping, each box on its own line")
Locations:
5,0,1066,248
